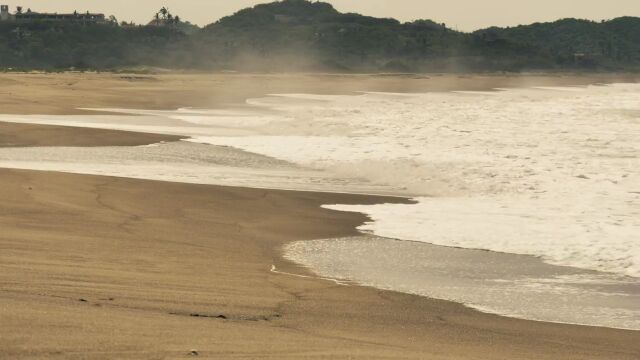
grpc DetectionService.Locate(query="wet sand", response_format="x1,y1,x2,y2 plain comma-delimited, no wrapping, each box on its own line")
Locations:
0,122,183,147
286,236,640,330
1,73,639,359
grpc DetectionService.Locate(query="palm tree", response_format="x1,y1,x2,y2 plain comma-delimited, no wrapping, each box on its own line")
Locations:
159,7,168,20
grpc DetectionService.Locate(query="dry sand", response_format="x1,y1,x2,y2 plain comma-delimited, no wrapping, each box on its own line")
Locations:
0,72,639,359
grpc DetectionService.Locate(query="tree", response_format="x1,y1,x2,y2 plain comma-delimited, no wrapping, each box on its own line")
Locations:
160,7,169,20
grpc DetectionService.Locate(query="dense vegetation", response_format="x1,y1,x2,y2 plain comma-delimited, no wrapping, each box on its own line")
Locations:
0,0,638,72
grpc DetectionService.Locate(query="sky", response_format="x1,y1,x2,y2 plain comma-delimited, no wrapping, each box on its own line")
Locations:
3,0,639,31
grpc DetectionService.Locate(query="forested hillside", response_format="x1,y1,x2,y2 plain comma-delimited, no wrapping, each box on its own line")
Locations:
0,0,638,72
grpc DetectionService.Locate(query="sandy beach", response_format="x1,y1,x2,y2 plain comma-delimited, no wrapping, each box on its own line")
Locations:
1,72,639,115
1,72,639,359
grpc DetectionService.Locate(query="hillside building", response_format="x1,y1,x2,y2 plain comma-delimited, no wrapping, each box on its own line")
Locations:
0,5,106,23
0,5,10,20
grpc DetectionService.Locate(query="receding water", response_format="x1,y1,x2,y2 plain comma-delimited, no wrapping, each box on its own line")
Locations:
285,236,640,330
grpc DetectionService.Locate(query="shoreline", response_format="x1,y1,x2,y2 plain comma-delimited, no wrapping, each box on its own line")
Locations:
0,72,638,115
284,235,640,331
0,122,184,147
2,167,638,359
1,72,639,358
2,149,635,331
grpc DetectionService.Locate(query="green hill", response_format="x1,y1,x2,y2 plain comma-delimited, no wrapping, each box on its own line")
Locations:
473,17,640,69
194,0,463,71
0,22,185,70
0,0,638,72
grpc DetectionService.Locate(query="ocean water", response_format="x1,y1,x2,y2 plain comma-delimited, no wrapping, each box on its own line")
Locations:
1,82,639,328
0,142,392,194
186,84,640,278
2,85,638,277
284,236,640,330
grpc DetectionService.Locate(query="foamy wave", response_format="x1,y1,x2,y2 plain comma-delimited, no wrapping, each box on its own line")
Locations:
190,84,640,277
2,83,639,277
324,196,640,278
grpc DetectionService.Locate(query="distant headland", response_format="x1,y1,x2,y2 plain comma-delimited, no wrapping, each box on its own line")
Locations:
0,0,638,72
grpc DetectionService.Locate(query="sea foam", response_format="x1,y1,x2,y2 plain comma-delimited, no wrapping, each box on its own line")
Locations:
1,84,639,277
188,84,640,277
